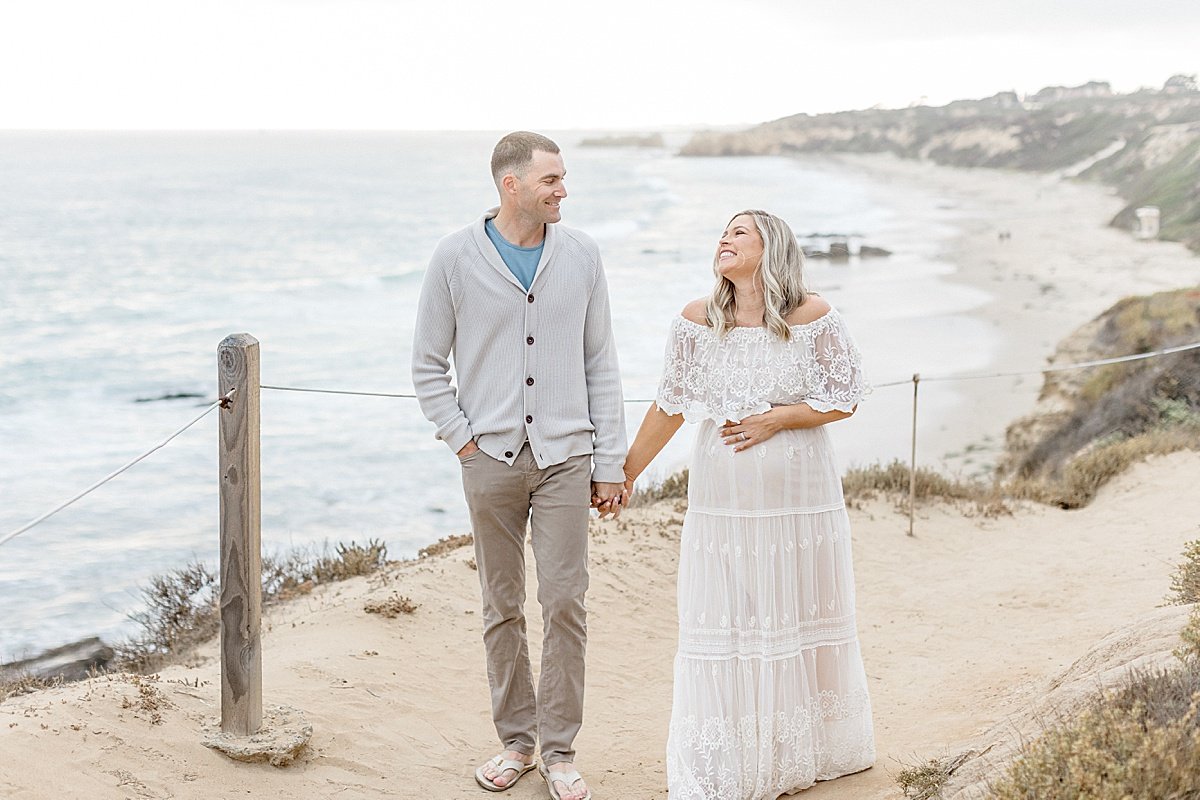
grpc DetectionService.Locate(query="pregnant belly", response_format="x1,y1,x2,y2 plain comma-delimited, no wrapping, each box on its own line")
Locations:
686,420,846,514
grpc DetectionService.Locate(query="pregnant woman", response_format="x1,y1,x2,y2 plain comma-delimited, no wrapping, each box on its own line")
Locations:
619,209,876,798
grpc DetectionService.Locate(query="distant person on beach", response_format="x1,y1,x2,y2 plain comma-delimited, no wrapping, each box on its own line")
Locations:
621,210,875,797
412,131,626,800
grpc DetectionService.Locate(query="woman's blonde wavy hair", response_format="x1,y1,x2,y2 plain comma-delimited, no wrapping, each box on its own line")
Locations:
705,209,809,340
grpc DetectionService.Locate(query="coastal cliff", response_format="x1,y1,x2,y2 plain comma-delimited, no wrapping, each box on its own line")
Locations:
682,77,1200,252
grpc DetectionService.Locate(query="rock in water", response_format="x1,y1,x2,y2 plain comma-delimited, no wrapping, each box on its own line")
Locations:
0,636,115,682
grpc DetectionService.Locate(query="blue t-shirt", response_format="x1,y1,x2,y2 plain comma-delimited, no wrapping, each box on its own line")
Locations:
485,218,543,291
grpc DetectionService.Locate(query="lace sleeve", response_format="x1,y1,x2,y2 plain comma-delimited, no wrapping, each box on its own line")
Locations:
655,317,697,417
654,317,774,423
800,310,868,414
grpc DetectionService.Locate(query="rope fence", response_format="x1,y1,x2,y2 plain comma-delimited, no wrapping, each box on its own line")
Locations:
0,389,236,549
3,330,1199,743
5,338,1200,549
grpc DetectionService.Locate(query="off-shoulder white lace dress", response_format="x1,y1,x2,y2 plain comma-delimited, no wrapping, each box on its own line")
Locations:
657,308,875,799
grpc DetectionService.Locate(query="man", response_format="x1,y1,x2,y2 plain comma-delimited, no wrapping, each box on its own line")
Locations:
412,131,626,800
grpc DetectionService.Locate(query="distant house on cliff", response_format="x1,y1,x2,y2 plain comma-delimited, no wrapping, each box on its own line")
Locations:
1134,207,1161,240
1163,74,1199,94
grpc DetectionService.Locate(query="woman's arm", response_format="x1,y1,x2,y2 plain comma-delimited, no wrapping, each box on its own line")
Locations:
623,402,687,490
719,403,855,453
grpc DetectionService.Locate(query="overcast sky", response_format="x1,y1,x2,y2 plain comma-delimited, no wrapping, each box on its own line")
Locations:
3,0,1197,130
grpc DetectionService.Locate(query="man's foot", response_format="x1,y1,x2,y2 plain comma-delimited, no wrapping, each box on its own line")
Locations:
477,750,534,790
542,761,591,800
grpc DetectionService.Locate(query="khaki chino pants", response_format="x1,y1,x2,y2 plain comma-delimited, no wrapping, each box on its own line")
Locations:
460,444,591,764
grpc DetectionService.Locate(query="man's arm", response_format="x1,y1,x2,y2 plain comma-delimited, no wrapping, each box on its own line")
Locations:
411,244,474,455
582,253,627,485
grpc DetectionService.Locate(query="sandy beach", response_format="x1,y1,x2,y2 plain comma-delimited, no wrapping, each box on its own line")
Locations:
4,157,1200,799
834,153,1200,478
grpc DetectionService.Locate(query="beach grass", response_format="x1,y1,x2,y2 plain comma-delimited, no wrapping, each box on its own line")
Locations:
841,460,1008,515
628,468,690,506
116,539,389,673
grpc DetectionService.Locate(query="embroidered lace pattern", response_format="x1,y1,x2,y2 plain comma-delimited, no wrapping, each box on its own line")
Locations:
655,308,867,424
659,305,875,798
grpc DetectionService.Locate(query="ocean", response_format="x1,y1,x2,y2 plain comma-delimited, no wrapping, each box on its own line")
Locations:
0,130,997,658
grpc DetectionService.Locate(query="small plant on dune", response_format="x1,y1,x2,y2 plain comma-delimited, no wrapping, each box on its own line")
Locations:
119,673,167,725
1167,539,1200,606
417,534,473,559
0,672,62,703
895,755,958,799
363,593,419,618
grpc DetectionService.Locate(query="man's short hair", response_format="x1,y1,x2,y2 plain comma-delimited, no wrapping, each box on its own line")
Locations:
491,131,560,185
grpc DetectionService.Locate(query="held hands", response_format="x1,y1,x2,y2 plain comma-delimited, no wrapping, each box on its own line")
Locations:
720,408,783,453
591,481,627,520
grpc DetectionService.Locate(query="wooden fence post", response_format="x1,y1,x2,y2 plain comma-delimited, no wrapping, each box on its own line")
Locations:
217,334,262,735
908,373,920,538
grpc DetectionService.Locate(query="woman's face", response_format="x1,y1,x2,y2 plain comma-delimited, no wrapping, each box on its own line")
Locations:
715,214,764,281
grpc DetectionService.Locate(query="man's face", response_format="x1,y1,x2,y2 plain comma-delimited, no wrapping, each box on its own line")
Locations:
511,150,567,224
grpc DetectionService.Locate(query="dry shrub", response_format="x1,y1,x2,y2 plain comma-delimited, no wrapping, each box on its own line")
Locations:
262,539,388,598
311,539,388,582
116,540,389,672
896,756,957,799
119,673,167,725
629,469,690,507
1179,607,1200,665
988,666,1200,800
115,562,219,672
1010,425,1200,509
841,460,1009,515
1014,288,1200,487
0,673,62,703
418,534,473,559
989,538,1200,798
1167,540,1200,605
364,593,419,618
842,460,981,501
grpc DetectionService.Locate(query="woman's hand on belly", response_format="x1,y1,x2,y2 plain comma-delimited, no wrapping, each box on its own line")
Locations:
721,402,855,452
720,408,785,453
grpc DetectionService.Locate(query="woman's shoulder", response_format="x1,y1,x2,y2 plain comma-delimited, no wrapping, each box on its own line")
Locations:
680,298,709,325
784,295,833,326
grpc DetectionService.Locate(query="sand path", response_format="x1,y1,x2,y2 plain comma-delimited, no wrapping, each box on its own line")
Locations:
2,451,1197,799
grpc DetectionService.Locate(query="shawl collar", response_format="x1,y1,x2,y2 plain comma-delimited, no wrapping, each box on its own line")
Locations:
470,207,561,293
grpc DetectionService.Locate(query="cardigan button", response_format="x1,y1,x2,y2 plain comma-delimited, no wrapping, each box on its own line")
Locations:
527,336,534,345
527,294,535,303
526,377,534,386
526,415,533,424
504,451,514,458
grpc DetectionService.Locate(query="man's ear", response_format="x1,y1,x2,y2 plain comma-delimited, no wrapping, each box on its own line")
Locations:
501,173,518,195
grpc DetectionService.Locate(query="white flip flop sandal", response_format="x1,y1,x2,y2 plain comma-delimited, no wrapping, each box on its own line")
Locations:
475,754,536,792
539,762,593,800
